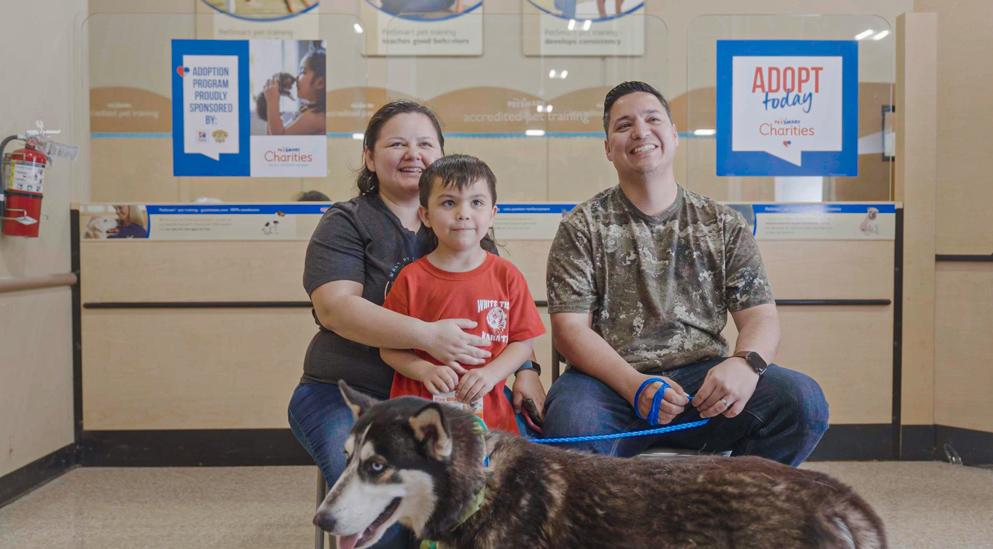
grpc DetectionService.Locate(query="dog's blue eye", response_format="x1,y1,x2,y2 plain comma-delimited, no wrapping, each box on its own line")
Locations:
368,461,385,474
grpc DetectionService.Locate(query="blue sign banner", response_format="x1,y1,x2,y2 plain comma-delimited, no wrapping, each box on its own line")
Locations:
171,39,251,177
716,40,859,177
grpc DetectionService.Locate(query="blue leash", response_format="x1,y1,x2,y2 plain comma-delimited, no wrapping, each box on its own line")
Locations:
529,377,711,445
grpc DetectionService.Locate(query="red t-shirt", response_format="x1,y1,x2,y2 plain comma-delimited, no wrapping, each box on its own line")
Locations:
383,253,545,434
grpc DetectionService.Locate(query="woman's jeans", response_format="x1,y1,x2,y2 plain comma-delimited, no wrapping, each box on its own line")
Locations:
542,357,830,467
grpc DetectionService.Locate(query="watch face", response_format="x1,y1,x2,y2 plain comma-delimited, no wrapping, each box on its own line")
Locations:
745,352,767,374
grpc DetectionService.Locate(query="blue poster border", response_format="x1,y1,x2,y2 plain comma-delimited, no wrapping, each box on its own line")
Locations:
171,39,251,177
716,40,859,177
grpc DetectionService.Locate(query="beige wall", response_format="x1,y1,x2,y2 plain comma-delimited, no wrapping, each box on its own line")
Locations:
894,13,937,426
916,0,993,434
80,232,894,429
934,264,993,433
0,0,87,478
916,0,993,255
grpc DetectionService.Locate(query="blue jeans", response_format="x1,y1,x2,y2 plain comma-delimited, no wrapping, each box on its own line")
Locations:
542,357,829,466
288,382,414,549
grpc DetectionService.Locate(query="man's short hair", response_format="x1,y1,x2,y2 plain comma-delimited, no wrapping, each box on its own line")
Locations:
419,154,497,208
602,81,673,135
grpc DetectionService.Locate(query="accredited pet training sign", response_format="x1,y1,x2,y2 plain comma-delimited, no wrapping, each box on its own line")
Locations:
716,40,858,177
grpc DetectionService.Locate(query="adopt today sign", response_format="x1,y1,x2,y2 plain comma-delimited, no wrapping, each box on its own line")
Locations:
171,39,327,177
716,40,858,176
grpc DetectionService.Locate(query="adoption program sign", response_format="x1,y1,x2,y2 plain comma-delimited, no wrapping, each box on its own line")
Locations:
172,39,327,177
716,40,858,176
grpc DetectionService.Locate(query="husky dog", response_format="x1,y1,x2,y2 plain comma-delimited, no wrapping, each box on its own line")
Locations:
316,382,886,549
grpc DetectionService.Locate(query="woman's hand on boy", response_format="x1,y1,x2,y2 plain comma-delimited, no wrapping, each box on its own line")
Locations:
421,364,462,395
456,366,502,403
419,318,492,367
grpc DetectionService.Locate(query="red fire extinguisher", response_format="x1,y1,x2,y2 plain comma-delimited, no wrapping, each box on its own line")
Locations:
1,136,48,238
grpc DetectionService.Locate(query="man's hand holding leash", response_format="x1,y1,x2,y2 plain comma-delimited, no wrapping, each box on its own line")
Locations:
631,374,689,425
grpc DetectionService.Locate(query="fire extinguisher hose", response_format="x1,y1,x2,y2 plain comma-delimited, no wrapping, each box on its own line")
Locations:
0,135,19,160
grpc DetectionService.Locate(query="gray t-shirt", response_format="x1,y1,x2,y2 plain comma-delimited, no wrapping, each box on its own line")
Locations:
546,185,773,372
302,194,497,398
302,194,437,398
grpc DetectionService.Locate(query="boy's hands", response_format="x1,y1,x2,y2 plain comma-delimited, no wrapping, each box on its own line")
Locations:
456,366,502,403
419,364,463,395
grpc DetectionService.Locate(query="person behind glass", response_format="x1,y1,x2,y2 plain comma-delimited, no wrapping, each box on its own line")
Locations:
542,81,829,466
107,205,147,239
288,101,546,548
263,47,325,136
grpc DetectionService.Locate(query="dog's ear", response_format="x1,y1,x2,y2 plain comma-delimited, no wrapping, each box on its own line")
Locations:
339,381,380,420
409,403,452,461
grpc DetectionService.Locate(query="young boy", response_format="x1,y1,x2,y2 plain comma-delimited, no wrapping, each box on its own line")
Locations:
380,154,545,434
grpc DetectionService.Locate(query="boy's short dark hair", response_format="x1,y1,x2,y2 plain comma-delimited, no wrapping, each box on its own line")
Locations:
602,81,672,135
419,154,497,208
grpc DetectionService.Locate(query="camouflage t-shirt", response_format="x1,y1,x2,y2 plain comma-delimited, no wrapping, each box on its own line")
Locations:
546,185,774,372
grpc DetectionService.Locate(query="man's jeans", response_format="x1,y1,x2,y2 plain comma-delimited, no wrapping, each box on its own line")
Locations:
542,357,829,466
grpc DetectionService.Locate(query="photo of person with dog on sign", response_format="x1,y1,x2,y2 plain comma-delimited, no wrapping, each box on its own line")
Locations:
542,81,829,466
381,154,545,435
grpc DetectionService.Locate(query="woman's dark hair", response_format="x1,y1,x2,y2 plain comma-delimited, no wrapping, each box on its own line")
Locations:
357,100,445,196
301,44,326,113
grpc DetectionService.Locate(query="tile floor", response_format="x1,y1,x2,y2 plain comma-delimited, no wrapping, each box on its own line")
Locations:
1,462,992,548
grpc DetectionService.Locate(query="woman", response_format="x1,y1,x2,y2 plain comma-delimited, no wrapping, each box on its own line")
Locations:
289,101,545,548
107,205,147,239
263,46,325,135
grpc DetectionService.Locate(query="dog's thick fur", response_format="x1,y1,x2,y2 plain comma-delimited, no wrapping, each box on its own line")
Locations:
316,382,886,549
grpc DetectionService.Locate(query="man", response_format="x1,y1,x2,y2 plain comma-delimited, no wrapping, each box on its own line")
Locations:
543,81,828,466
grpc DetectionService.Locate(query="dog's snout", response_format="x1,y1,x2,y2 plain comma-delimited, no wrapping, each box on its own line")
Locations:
313,510,336,532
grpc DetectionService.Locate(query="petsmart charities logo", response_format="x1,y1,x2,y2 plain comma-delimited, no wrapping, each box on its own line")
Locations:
264,146,313,163
716,40,858,176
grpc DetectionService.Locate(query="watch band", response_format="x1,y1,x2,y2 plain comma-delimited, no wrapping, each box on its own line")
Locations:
733,351,767,376
517,360,542,376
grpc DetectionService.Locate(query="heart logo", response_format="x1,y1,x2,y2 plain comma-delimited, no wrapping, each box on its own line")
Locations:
176,66,188,77
782,140,792,147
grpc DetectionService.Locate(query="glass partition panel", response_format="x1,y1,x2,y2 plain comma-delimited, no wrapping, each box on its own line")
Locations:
82,11,667,204
375,13,668,203
685,14,894,202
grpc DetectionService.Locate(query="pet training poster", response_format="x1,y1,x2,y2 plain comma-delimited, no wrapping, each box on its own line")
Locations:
171,39,327,177
360,0,483,56
522,0,645,57
716,40,858,177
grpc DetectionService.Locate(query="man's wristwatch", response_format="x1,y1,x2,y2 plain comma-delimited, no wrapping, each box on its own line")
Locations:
517,360,542,376
733,351,768,376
